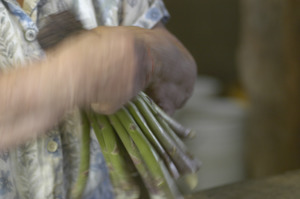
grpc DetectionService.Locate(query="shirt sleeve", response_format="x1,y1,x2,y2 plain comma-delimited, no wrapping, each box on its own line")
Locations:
121,0,170,29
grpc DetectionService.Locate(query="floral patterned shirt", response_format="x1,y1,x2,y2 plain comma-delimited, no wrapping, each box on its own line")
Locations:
0,0,169,198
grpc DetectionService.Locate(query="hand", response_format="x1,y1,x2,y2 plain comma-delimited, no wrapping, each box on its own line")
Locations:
88,25,197,115
49,24,196,115
38,11,196,116
136,24,197,115
48,27,152,114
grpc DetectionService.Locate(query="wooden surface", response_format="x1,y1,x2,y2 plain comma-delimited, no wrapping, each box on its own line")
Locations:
186,170,300,199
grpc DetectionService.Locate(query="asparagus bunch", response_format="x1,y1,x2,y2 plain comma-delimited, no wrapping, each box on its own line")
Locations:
76,93,200,199
37,11,201,199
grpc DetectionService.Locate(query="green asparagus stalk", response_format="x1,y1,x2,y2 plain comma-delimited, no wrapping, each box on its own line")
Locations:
71,111,91,199
158,116,201,174
138,94,201,172
136,95,200,189
119,107,183,199
111,109,182,199
126,101,180,179
154,114,200,190
87,111,140,199
139,93,195,139
155,114,187,152
108,114,158,199
176,173,199,192
133,97,200,175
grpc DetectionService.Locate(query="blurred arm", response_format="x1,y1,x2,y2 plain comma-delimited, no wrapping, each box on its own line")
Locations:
0,22,196,149
0,30,151,149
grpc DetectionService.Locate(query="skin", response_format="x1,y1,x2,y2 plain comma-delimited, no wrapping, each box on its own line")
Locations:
0,23,197,150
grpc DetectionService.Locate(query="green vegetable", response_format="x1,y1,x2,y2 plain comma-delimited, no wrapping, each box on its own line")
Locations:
133,97,200,175
126,101,180,179
139,93,195,139
73,93,199,199
87,111,140,199
71,111,91,199
113,108,182,199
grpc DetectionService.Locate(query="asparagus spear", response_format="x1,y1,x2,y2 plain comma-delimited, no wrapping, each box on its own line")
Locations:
71,111,91,199
135,95,200,189
87,111,140,199
139,93,195,139
156,114,187,152
137,94,187,151
138,94,201,171
158,115,200,171
126,101,180,179
133,97,200,175
110,110,182,199
156,115,200,190
108,114,158,198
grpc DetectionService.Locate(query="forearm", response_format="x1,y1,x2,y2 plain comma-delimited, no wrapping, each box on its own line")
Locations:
0,30,150,150
0,23,194,149
0,55,78,149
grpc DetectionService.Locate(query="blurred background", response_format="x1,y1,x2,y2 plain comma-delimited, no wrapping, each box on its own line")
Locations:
163,0,300,193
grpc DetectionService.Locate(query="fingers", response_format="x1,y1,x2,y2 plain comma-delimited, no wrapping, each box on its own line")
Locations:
86,28,152,114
